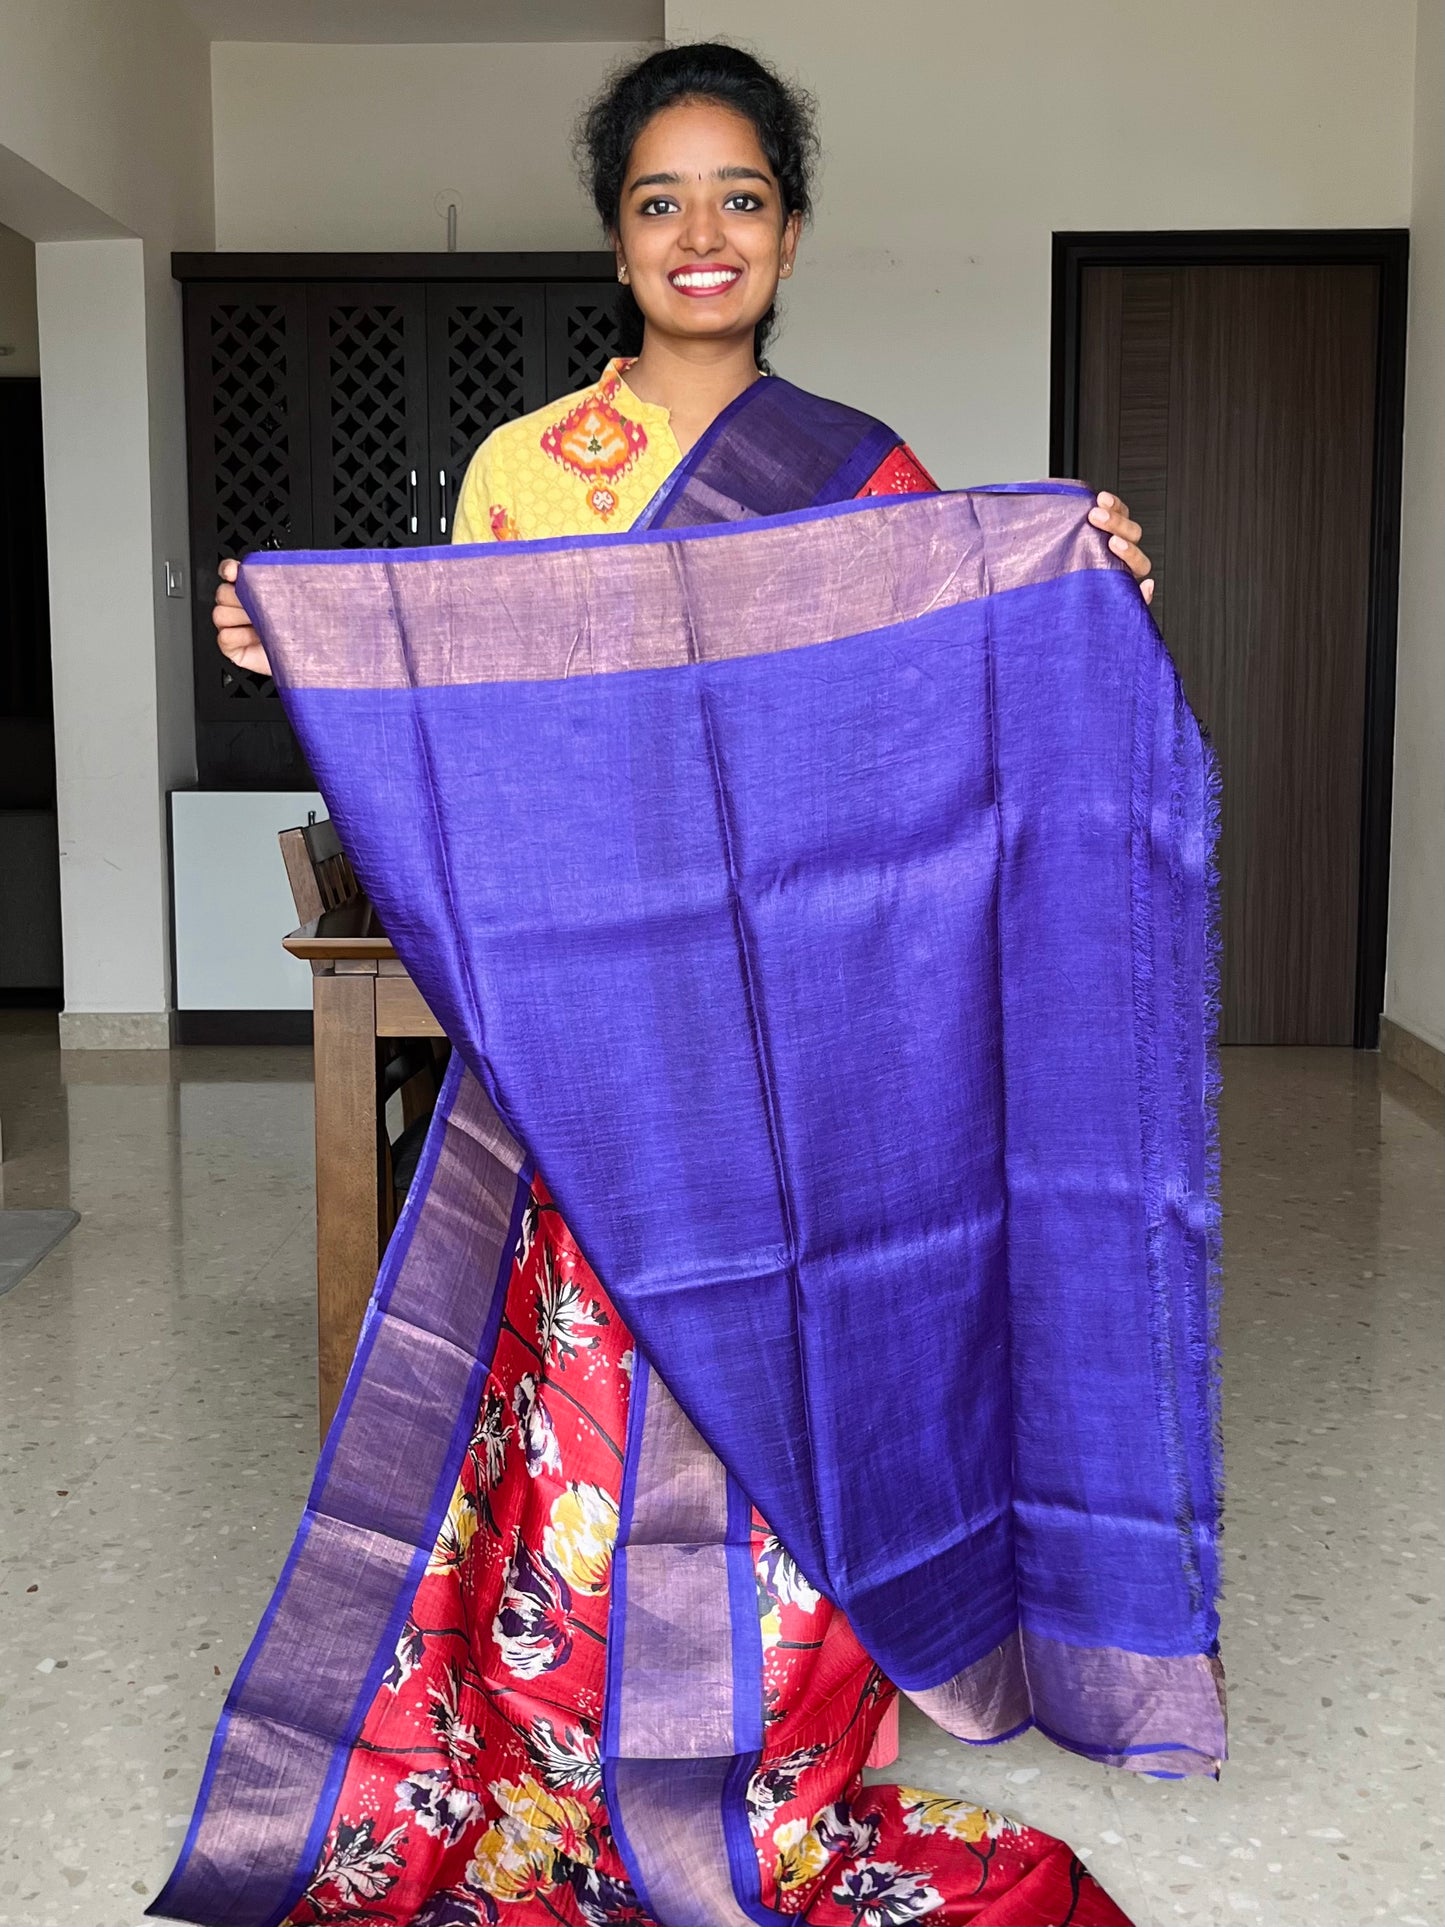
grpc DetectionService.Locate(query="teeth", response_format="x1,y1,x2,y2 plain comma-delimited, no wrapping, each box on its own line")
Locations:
672,270,738,288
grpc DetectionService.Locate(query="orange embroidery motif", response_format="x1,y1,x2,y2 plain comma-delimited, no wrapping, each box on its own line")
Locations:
540,370,648,484
587,486,619,521
488,504,518,541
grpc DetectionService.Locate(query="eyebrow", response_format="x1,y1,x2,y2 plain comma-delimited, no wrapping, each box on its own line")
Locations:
627,166,774,193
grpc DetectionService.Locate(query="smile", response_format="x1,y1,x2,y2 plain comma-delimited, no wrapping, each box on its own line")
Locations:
668,266,743,296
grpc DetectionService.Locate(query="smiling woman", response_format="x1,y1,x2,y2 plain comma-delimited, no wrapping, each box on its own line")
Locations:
170,43,1196,1927
581,45,814,373
591,92,801,453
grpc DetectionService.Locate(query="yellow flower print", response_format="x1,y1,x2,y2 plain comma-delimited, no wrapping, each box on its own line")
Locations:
773,1815,829,1892
427,1477,479,1574
542,1482,618,1594
897,1785,1009,1843
469,1817,550,1902
760,1601,782,1650
469,1775,595,1900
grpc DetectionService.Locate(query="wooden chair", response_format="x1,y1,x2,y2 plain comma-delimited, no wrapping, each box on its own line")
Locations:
278,816,358,924
279,814,447,1232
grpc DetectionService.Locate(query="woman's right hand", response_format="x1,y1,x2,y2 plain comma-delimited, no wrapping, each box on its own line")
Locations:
213,558,271,677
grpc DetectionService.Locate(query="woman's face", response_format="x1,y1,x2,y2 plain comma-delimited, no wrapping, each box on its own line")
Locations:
614,98,800,351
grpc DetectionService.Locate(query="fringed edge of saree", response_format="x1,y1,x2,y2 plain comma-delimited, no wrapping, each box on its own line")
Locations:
150,1059,532,1927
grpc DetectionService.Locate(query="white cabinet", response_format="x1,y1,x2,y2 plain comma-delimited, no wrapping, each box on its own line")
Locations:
170,790,325,1010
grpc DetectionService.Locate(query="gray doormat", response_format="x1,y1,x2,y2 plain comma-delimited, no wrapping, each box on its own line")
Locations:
0,1209,80,1298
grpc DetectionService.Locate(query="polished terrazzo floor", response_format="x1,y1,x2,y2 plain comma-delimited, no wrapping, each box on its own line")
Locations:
0,1012,1440,1926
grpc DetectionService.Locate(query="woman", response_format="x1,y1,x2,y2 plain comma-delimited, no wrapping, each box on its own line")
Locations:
191,44,1167,1927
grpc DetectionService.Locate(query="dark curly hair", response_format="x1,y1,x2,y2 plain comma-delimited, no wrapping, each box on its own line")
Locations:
577,42,819,362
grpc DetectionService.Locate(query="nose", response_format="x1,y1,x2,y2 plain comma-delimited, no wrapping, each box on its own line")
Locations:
678,197,726,257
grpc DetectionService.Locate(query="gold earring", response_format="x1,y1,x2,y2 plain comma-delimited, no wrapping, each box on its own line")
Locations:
618,265,629,284
780,261,793,278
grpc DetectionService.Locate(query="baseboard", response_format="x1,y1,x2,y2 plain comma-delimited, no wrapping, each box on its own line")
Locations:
1379,1015,1445,1094
58,1010,174,1051
174,1009,313,1046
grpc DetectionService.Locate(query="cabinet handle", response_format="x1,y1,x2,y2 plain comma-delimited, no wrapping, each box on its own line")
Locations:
408,469,419,536
438,468,449,536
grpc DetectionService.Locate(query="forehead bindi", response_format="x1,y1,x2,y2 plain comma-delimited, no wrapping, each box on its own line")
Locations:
626,100,775,190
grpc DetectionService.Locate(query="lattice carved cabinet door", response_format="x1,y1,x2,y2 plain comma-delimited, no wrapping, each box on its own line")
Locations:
183,283,312,720
425,285,546,537
307,285,431,549
544,284,625,401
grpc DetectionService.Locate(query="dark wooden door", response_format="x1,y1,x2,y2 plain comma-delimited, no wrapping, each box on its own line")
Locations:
307,284,431,550
1075,262,1381,1045
425,283,546,539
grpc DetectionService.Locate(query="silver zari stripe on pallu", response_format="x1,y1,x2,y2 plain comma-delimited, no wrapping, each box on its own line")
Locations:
604,1357,770,1927
245,488,1124,690
151,1061,528,1927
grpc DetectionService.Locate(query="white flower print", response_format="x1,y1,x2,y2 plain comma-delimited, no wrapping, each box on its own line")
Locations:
512,1372,562,1478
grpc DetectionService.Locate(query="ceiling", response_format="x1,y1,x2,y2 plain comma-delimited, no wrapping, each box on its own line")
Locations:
180,1,664,43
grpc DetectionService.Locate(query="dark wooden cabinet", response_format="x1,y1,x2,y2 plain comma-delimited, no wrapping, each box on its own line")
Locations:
426,283,548,532
307,283,431,553
177,253,620,786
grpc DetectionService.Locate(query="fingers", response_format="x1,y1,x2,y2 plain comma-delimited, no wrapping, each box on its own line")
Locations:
218,557,239,583
1089,491,1152,589
213,597,255,637
1109,533,1152,580
217,630,273,677
212,562,270,675
1088,494,1142,545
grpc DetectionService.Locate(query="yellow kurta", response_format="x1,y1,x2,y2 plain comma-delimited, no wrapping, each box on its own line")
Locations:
452,357,682,545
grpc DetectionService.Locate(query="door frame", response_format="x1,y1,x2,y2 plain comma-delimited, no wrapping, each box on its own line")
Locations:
1049,228,1409,1051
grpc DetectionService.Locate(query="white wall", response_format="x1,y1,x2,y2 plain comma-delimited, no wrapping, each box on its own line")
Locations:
0,2,212,249
212,40,656,251
36,241,174,1025
0,0,214,1042
0,220,38,375
664,0,1416,481
1386,0,1445,1055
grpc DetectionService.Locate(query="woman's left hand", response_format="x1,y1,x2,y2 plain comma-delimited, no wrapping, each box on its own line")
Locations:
1089,492,1154,606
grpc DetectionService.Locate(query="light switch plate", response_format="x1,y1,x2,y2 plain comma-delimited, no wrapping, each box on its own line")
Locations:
164,560,185,598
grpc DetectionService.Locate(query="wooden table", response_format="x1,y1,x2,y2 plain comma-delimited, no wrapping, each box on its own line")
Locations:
285,902,443,1435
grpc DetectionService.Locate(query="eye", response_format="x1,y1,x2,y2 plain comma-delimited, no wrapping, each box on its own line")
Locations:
639,196,679,217
723,193,765,212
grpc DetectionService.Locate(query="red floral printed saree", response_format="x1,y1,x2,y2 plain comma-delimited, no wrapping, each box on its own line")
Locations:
280,1186,1128,1927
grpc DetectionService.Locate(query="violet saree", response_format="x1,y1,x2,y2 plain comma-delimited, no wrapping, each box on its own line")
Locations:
155,380,1220,1927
